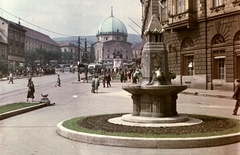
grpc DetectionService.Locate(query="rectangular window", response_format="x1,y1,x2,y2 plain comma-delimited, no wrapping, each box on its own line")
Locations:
183,55,194,76
213,57,225,79
2,48,5,57
176,0,184,14
213,0,223,7
161,0,167,21
218,58,225,79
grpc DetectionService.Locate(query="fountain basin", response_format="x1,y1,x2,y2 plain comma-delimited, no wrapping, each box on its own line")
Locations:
122,85,187,117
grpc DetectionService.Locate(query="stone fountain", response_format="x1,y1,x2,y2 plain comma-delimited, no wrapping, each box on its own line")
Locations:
121,14,188,124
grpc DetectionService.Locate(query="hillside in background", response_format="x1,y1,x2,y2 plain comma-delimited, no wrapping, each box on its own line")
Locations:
53,34,142,47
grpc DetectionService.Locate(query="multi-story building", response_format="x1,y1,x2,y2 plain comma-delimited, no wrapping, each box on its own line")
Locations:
0,17,26,71
140,0,240,91
24,26,59,52
0,18,9,68
132,42,143,61
24,26,60,66
57,42,83,64
93,10,133,65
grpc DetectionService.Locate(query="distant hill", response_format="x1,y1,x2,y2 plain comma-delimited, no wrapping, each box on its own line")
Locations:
53,34,142,47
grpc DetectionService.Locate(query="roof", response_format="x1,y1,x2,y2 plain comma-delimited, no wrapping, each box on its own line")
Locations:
96,14,127,36
57,42,77,47
23,26,59,47
0,35,8,44
132,42,143,50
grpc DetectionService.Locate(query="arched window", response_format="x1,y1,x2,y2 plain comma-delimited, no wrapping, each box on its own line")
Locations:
212,34,225,45
234,30,240,44
181,37,194,49
234,30,240,79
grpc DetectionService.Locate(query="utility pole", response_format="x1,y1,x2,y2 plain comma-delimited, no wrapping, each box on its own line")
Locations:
78,36,81,81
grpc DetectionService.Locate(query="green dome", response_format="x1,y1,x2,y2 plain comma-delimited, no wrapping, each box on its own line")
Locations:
96,15,127,36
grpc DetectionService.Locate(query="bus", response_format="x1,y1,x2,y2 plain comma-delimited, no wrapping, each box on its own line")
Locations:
88,63,103,74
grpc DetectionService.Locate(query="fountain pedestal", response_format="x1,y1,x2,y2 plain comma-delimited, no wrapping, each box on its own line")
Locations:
123,85,187,117
122,14,187,119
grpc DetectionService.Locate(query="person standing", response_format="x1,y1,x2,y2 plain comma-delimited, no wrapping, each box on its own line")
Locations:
106,73,111,88
8,72,13,84
91,76,96,93
94,75,100,93
231,79,240,115
27,81,35,102
55,74,61,87
84,69,88,83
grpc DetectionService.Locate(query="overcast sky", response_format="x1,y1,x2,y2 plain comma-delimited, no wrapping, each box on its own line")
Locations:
0,0,142,38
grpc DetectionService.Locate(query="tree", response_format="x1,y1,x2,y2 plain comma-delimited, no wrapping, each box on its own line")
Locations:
41,49,62,65
25,50,38,67
0,61,8,77
62,52,73,64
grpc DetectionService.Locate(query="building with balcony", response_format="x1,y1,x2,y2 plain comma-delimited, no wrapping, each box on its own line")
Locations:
140,0,240,91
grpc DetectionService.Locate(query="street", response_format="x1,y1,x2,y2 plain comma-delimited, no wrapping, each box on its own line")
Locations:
0,72,239,155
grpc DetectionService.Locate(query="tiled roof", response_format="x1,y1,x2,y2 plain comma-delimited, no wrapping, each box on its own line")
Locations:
23,26,59,47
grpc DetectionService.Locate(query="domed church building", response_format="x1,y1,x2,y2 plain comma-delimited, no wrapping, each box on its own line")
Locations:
93,8,132,67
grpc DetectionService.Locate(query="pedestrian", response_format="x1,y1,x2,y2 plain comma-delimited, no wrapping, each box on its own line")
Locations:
91,75,100,93
55,74,61,87
91,75,95,93
27,81,35,102
120,70,124,83
231,79,240,115
8,72,13,84
27,73,32,86
84,69,88,83
102,73,106,88
94,75,100,93
106,73,111,88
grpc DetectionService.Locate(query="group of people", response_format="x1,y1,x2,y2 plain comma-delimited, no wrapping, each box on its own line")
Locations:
91,73,112,93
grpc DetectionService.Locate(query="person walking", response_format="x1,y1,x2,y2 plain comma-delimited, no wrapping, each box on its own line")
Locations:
27,81,35,102
106,73,111,88
231,79,240,115
8,72,13,84
55,74,61,87
102,73,106,88
27,73,32,86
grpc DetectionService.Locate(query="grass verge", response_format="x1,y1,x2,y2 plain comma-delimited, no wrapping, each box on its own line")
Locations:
62,113,240,138
0,102,41,114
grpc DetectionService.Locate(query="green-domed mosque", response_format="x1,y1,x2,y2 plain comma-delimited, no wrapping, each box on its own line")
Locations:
93,8,132,67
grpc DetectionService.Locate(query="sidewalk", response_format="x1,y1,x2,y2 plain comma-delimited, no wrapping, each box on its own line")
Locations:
181,88,233,99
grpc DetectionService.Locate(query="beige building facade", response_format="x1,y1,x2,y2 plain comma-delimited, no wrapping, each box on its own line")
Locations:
141,0,240,91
